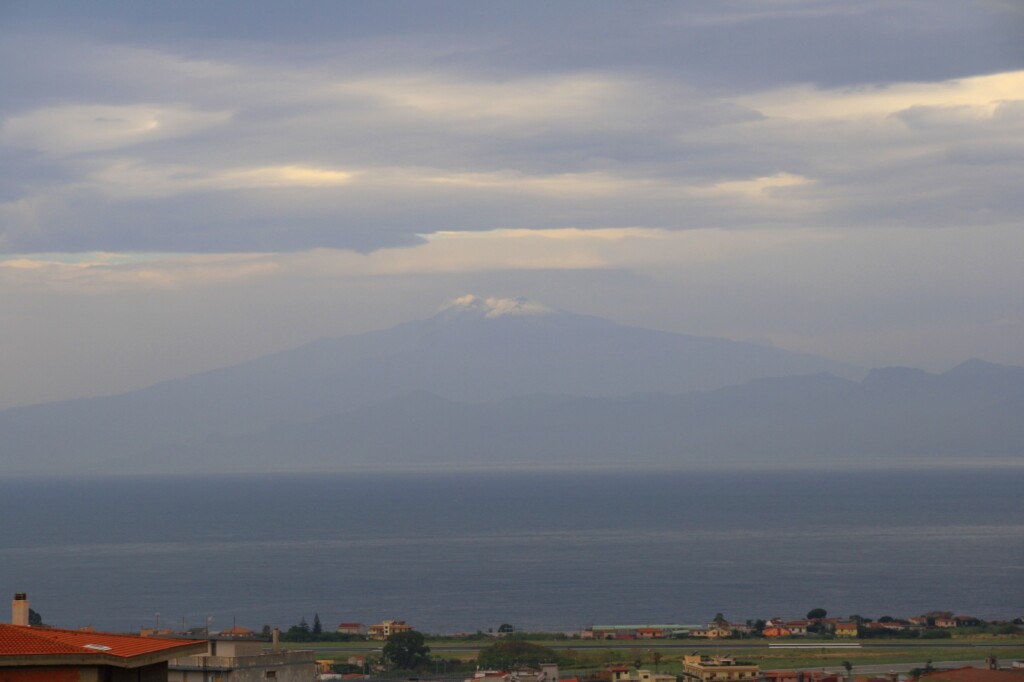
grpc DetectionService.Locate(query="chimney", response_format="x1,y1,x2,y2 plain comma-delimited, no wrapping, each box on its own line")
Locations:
12,593,29,626
272,627,281,651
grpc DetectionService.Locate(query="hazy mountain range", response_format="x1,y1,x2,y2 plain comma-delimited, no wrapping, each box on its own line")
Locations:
3,296,1022,475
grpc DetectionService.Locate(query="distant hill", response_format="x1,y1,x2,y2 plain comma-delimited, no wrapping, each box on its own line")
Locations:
0,296,864,474
14,298,1024,475
112,359,1024,473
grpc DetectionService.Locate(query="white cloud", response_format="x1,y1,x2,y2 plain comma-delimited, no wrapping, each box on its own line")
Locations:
335,73,620,124
0,251,279,294
739,71,1024,122
87,161,356,199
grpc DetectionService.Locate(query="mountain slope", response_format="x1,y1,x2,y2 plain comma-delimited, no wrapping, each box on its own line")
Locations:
0,296,862,474
113,360,1024,473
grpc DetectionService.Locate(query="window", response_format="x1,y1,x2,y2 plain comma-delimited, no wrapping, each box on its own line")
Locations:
266,672,277,679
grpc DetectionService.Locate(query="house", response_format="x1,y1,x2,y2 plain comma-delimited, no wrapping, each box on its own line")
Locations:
868,621,904,632
165,628,317,682
834,622,859,638
635,628,665,639
468,665,560,682
368,620,412,640
682,655,759,682
338,622,367,636
763,627,793,638
690,626,732,639
784,621,809,636
609,665,633,682
917,666,1024,682
637,669,677,682
0,624,208,682
935,618,958,629
2,593,206,682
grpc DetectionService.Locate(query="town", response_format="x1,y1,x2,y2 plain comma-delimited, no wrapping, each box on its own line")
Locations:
3,594,1023,682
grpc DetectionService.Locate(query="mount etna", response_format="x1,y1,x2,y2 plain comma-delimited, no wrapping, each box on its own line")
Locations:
3,296,1021,474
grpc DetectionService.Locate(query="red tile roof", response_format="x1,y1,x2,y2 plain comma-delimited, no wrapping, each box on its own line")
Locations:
922,668,1024,682
0,624,205,660
219,625,255,636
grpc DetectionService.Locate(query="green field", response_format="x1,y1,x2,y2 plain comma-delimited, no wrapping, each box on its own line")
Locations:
286,636,1024,672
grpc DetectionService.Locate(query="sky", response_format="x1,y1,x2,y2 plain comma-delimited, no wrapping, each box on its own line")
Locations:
1,0,1024,411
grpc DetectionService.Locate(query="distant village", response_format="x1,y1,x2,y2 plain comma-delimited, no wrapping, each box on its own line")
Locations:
324,612,1022,642
3,594,1023,682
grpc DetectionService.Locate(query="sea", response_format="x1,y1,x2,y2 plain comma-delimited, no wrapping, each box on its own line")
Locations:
1,468,1022,633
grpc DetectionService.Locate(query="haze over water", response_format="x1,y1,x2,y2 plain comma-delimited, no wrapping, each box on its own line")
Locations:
2,468,1021,633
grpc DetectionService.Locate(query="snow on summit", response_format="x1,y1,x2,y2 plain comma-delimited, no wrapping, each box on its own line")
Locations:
442,295,553,319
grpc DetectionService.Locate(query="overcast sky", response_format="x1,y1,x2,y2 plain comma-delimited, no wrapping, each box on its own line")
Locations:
2,0,1023,410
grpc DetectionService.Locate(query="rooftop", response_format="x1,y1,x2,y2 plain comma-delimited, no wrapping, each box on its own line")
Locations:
922,668,1024,682
0,624,206,663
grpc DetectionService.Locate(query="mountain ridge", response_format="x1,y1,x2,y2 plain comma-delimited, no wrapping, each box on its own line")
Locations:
4,298,1020,475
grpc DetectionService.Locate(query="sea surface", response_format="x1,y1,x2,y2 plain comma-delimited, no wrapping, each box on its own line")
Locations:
1,468,1022,633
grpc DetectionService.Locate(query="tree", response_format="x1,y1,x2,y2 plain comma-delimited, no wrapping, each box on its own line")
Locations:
713,612,726,624
909,661,936,679
653,652,663,672
28,609,43,627
383,630,431,670
299,616,310,633
806,608,827,620
313,613,322,635
498,623,515,635
478,640,556,669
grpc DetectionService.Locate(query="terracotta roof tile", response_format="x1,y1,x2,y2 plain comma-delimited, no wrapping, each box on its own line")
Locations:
923,668,1024,682
0,624,204,660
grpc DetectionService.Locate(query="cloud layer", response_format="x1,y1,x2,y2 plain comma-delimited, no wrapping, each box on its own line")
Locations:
2,2,1023,254
1,1,1023,409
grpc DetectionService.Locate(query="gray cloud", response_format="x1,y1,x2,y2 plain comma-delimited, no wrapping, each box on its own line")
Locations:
1,1,1023,408
2,2,1023,253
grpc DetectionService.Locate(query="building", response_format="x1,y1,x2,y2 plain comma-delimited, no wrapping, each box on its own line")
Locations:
637,669,677,682
784,621,809,636
337,623,367,636
585,624,696,640
834,622,859,638
166,629,317,682
762,627,793,638
691,626,733,639
2,594,206,682
467,665,560,682
682,655,759,682
367,620,412,640
609,666,633,682
918,666,1024,682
